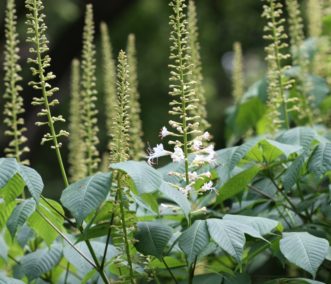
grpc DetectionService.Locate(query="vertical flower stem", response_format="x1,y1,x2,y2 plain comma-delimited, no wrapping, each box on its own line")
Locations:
31,0,69,188
117,174,135,283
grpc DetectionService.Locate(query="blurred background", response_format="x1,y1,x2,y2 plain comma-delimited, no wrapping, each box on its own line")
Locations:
0,0,278,196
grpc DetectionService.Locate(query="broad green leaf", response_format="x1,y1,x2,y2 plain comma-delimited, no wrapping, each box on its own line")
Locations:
111,161,162,194
224,273,251,284
223,215,279,235
0,174,25,203
0,158,19,188
0,201,16,230
0,273,24,284
179,220,209,264
276,127,315,151
60,172,112,225
282,153,307,191
7,199,36,238
159,181,191,219
135,222,172,258
0,235,7,260
207,219,245,262
264,278,324,284
64,240,118,274
218,166,260,202
192,274,224,284
18,165,43,202
229,138,262,170
150,256,185,269
309,142,331,177
21,243,62,280
280,232,329,277
28,199,64,246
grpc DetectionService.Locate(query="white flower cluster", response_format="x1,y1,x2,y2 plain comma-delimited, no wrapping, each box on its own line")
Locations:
148,127,216,197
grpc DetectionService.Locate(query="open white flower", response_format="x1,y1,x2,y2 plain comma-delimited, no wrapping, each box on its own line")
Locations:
147,143,171,165
160,126,170,139
192,139,202,151
200,181,214,192
202,131,211,141
180,185,192,197
171,146,184,162
189,171,199,182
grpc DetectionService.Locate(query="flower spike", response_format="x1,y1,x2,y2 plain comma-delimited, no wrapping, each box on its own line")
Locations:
127,34,145,160
25,0,69,186
81,4,100,175
68,59,86,182
3,0,30,165
109,50,131,164
232,42,244,104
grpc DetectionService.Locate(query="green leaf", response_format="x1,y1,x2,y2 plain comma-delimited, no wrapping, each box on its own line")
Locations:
18,165,43,202
0,158,19,188
159,181,191,219
21,243,62,280
264,278,324,284
135,222,172,258
28,199,64,246
0,273,25,284
0,235,8,260
282,153,307,191
207,219,246,262
280,232,329,277
7,199,36,238
192,274,224,284
223,215,279,235
276,127,315,151
0,201,16,230
60,172,112,225
111,161,162,194
179,220,209,264
218,166,260,202
0,174,25,203
309,142,331,177
63,240,118,274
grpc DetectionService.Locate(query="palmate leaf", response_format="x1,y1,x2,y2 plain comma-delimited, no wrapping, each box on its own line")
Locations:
0,158,19,188
217,165,261,202
135,221,172,259
264,278,324,284
159,181,191,219
111,161,162,194
223,215,279,235
0,235,8,261
7,198,36,237
282,153,307,191
276,127,316,149
0,201,16,230
0,159,44,202
60,172,112,225
0,173,25,203
0,273,24,284
18,165,43,202
63,240,118,274
28,199,64,246
308,142,331,177
207,219,246,262
179,220,209,264
280,232,329,277
21,243,62,280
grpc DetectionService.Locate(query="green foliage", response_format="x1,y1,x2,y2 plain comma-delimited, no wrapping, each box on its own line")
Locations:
1,0,331,283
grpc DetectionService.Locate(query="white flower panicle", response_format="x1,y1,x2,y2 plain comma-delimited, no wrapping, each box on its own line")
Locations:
3,0,30,164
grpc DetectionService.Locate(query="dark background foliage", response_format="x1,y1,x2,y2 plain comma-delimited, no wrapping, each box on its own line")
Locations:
0,0,274,196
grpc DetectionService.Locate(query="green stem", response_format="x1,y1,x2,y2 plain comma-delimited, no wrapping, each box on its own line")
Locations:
118,176,135,284
270,1,289,129
32,0,69,188
162,257,178,284
174,0,190,186
188,257,197,284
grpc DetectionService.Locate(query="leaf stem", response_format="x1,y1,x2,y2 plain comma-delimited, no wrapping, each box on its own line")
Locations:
162,257,178,284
